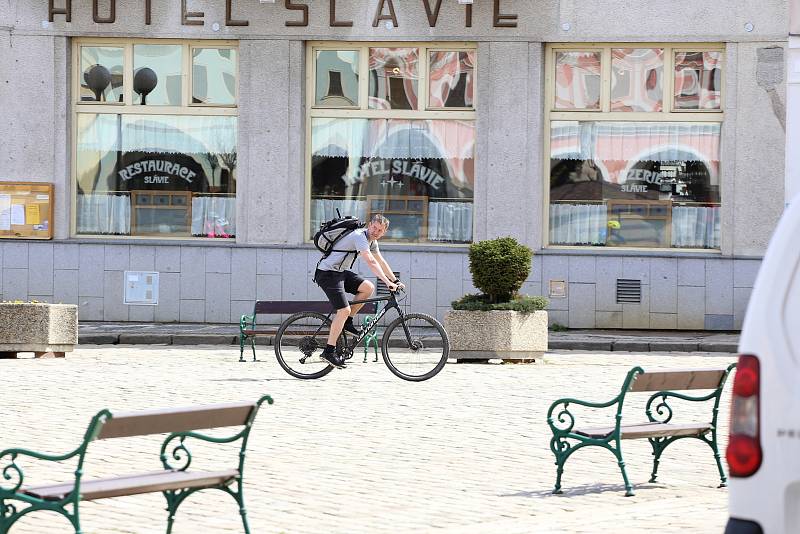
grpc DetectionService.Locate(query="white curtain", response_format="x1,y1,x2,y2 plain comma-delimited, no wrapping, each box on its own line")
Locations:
549,203,721,248
428,202,473,242
76,193,131,235
310,199,368,232
671,205,720,248
549,203,607,245
191,196,236,237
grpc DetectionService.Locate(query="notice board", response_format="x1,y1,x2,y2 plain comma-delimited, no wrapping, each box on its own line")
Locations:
0,182,54,239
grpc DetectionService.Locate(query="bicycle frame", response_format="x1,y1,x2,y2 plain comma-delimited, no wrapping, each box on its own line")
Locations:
323,291,413,357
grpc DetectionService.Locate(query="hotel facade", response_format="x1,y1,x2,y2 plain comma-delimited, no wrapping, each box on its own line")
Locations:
0,0,790,329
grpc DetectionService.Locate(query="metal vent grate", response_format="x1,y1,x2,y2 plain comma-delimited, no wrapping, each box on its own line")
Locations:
616,279,642,304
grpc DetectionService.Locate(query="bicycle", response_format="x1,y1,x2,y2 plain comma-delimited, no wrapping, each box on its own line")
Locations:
273,288,450,382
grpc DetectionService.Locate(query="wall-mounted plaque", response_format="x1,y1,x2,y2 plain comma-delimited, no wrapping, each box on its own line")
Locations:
124,271,159,305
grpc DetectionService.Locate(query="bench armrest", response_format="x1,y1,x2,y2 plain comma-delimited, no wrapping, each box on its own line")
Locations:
0,447,82,494
645,390,720,424
160,395,273,472
645,363,735,424
547,395,622,436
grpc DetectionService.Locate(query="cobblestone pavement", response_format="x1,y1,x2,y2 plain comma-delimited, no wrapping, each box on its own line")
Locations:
1,347,737,534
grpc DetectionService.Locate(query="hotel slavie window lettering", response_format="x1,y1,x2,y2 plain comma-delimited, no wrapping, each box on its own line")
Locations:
310,45,476,244
548,45,723,249
74,40,238,239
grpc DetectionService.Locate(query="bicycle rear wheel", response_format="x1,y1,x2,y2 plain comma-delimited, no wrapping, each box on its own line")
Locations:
274,312,340,379
381,313,449,382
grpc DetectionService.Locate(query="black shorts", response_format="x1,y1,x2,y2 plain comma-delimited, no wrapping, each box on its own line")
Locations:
314,269,365,310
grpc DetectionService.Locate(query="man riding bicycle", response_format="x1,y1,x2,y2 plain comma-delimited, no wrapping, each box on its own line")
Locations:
314,214,405,368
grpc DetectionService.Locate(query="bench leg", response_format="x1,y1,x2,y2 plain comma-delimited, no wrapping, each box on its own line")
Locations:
250,337,258,362
239,334,246,362
707,431,728,487
648,437,667,483
614,444,635,496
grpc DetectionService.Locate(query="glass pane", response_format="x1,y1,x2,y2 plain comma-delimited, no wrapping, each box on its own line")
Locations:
133,44,183,106
75,113,237,238
192,48,237,105
80,46,124,103
429,50,475,108
310,118,475,243
369,48,419,110
549,121,721,249
611,48,663,112
674,51,722,110
554,51,601,110
315,50,359,107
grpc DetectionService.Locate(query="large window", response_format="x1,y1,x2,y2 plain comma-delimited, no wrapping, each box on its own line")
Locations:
73,39,238,239
308,43,476,243
547,45,723,249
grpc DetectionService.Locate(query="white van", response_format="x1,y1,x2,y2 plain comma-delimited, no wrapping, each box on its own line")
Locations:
725,196,800,534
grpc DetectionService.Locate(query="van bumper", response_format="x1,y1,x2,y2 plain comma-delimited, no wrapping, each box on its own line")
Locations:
724,518,763,534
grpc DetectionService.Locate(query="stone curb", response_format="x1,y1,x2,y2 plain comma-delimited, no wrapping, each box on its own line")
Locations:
77,333,738,353
118,334,173,345
547,340,613,351
78,334,119,345
698,342,739,353
171,334,236,345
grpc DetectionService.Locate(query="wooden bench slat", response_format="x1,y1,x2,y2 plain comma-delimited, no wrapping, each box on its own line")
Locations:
252,300,377,315
97,403,256,440
23,469,239,501
242,329,276,335
575,422,711,440
629,369,726,392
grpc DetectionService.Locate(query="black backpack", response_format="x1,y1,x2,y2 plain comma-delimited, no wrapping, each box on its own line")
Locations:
313,209,364,257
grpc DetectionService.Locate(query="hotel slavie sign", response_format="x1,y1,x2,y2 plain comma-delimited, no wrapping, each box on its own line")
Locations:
48,0,518,28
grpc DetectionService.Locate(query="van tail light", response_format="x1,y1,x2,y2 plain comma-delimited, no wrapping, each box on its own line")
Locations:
726,354,762,477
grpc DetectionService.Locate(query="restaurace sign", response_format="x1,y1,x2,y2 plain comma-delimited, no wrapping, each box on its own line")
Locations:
118,159,197,185
48,0,518,28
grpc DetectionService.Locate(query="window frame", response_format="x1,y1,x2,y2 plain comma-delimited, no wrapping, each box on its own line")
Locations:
543,42,725,252
305,41,478,246
70,38,239,240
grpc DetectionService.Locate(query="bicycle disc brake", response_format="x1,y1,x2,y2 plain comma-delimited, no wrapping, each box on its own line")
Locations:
409,339,424,351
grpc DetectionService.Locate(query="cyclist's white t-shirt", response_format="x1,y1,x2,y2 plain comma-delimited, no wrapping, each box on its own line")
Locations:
317,228,379,272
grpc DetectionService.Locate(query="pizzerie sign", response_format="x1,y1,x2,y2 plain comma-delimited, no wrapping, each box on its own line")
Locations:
118,160,197,185
343,160,446,190
48,0,518,28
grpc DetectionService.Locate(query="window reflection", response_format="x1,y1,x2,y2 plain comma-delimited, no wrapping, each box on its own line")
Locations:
133,45,183,106
429,51,475,108
192,48,237,105
75,114,237,237
554,51,601,110
80,46,124,103
310,117,474,242
549,121,721,248
315,50,359,107
369,48,419,110
674,51,722,110
611,48,663,112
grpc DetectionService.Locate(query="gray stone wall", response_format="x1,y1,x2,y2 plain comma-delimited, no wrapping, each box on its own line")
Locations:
0,241,761,330
0,0,787,329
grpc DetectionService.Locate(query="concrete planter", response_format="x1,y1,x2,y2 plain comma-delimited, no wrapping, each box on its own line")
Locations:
444,309,548,361
0,303,78,358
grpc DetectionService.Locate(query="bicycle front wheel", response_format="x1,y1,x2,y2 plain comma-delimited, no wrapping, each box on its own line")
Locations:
381,313,449,382
274,312,340,379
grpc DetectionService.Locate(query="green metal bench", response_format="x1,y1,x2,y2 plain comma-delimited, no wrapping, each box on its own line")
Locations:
547,364,736,496
0,395,273,533
239,300,376,362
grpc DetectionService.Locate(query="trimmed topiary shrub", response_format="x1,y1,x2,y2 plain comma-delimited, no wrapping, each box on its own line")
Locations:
468,237,533,303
